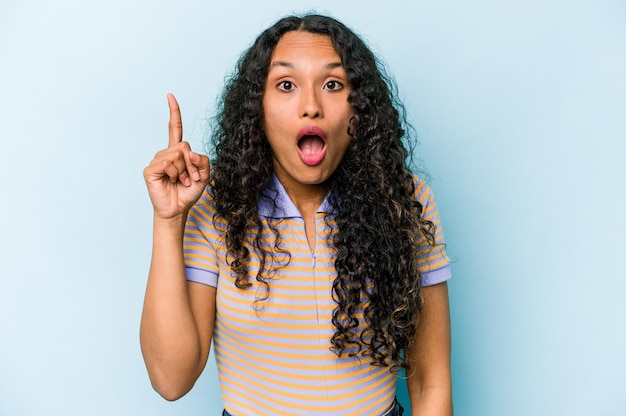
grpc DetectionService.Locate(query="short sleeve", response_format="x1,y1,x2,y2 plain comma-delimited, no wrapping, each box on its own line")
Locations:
413,176,452,286
183,187,222,288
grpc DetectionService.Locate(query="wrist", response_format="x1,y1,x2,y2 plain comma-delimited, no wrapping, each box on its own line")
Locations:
153,212,188,235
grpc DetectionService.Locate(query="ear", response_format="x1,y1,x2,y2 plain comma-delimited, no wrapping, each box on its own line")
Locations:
347,115,357,137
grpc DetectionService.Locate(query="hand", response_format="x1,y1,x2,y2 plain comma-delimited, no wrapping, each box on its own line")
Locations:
143,94,210,220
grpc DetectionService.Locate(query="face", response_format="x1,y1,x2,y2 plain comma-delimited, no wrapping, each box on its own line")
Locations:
263,31,354,194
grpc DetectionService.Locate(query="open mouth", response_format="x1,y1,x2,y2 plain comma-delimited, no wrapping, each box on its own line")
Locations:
298,134,326,155
297,127,327,166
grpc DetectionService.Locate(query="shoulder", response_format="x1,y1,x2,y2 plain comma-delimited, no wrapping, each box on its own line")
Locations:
410,174,435,207
187,184,223,227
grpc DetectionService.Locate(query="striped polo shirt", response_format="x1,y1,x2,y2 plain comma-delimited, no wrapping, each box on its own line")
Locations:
183,175,451,415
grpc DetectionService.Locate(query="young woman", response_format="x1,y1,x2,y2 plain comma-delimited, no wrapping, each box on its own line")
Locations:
141,14,452,416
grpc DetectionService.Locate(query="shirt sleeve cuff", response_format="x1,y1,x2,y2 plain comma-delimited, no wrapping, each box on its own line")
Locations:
421,264,452,287
185,267,219,288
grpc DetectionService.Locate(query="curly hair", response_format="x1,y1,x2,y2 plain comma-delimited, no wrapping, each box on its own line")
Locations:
209,14,436,370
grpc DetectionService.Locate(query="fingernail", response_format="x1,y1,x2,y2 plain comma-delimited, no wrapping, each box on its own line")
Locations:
192,171,200,181
184,178,191,186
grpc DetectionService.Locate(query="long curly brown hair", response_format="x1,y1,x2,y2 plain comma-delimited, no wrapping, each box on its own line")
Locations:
209,14,436,370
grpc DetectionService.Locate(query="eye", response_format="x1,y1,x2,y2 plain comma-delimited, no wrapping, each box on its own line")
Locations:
278,81,295,91
324,80,344,91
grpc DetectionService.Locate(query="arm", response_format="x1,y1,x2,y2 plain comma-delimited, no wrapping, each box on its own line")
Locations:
405,282,453,415
140,218,216,400
139,94,214,400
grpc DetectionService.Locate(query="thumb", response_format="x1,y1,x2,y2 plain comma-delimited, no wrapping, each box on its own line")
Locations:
189,151,211,184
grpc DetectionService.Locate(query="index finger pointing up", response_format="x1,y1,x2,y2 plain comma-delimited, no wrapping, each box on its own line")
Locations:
167,93,183,147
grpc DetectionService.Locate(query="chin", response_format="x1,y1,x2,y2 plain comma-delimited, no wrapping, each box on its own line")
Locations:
295,172,331,186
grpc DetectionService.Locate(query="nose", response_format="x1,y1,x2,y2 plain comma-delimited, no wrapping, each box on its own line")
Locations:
300,87,322,119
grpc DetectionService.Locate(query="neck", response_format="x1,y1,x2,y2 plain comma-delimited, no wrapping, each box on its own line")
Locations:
273,171,329,220
281,179,328,219
272,170,329,253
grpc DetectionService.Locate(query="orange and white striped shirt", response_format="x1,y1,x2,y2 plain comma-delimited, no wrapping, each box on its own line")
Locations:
184,175,450,415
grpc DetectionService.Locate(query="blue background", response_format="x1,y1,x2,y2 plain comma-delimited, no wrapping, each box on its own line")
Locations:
1,0,625,414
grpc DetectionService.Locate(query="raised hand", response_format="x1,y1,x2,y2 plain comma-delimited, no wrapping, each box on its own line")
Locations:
144,94,210,220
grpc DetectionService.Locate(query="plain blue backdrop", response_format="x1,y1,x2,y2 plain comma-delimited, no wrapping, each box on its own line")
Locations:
1,0,625,415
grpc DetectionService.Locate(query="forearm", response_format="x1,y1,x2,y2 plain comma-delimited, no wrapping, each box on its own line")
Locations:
408,385,453,416
406,282,453,415
140,215,204,399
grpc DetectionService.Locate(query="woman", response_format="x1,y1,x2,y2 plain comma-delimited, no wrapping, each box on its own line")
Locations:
141,14,452,416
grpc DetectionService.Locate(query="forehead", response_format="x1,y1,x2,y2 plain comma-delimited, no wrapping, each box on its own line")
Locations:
270,31,341,63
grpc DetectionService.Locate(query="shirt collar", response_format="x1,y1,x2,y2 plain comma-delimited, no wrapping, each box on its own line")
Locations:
258,174,335,218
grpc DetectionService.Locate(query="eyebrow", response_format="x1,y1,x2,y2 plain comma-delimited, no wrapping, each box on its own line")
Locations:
270,61,343,69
